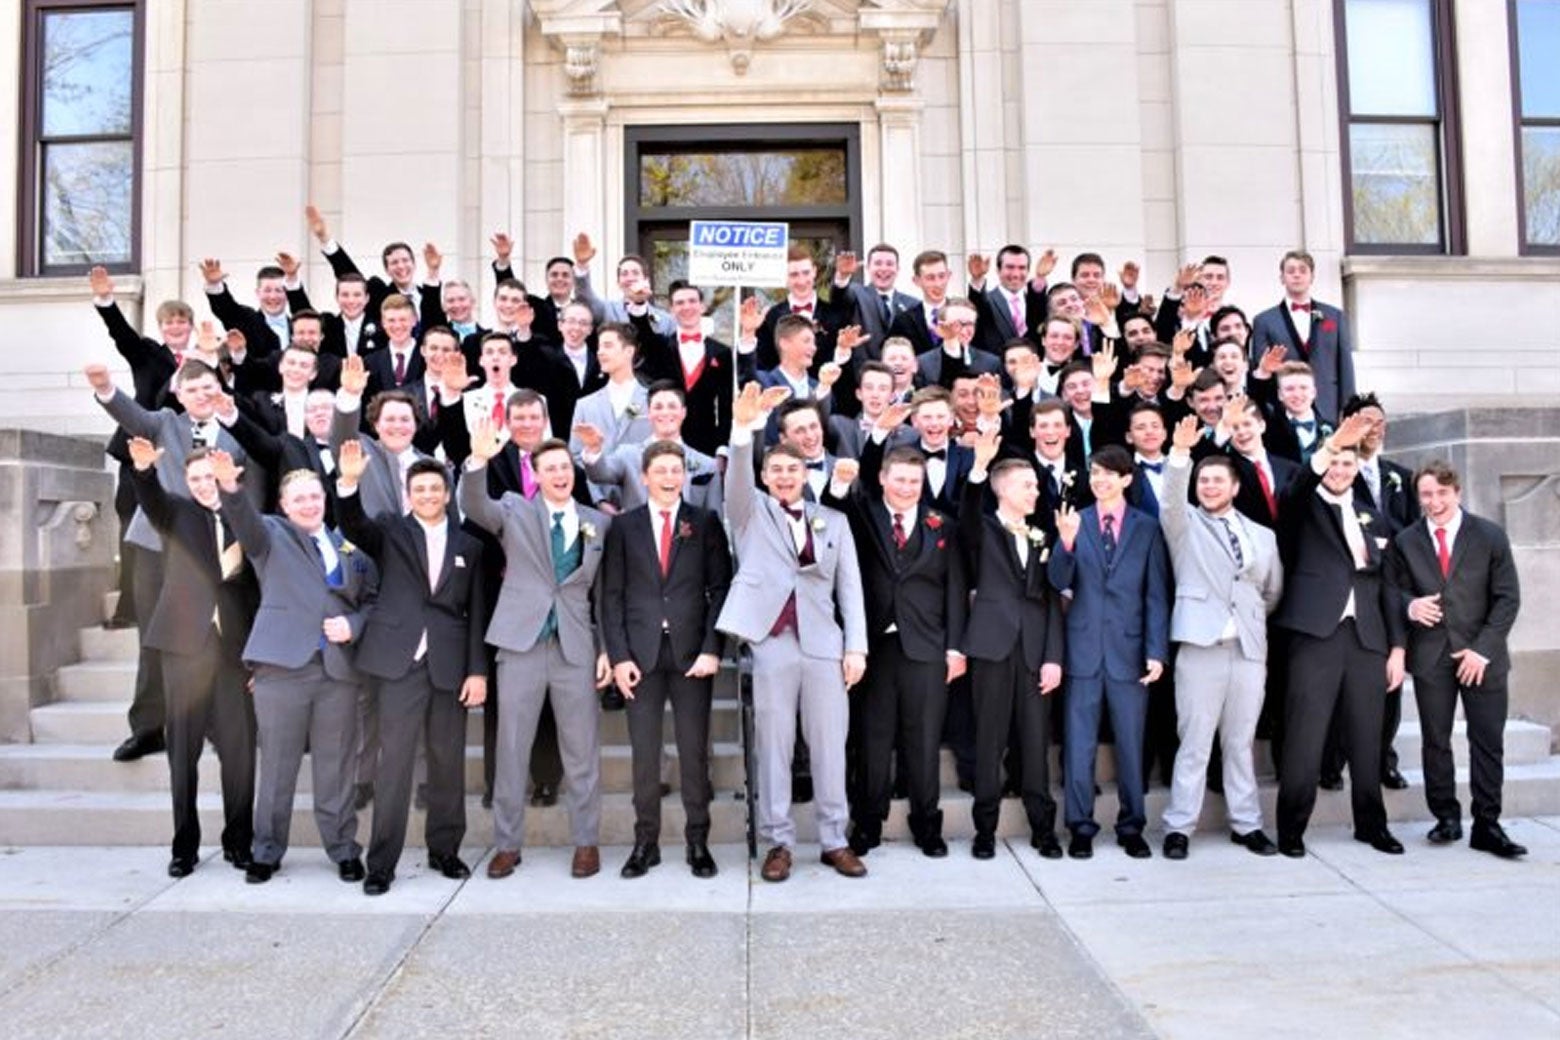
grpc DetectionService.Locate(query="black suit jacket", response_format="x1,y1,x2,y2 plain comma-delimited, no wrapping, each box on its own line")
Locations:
325,245,436,332
288,283,379,361
336,492,487,691
1225,450,1301,530
536,343,605,435
1387,514,1521,679
822,486,966,662
1353,458,1419,535
630,312,738,458
859,433,974,518
129,466,259,660
1272,461,1406,653
888,304,940,356
95,302,181,464
600,503,732,672
221,407,338,526
753,291,848,373
958,476,1064,670
971,283,1046,355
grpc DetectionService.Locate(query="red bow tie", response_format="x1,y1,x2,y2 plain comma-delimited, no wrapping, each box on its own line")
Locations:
791,304,813,315
679,332,702,343
1290,301,1312,312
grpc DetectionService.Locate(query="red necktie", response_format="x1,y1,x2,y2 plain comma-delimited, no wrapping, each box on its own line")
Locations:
1255,461,1277,520
491,394,505,426
659,509,674,576
393,352,407,384
1435,526,1451,579
892,512,907,550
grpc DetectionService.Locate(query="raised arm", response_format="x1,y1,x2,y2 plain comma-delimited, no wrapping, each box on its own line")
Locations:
455,417,507,535
87,365,162,440
1158,415,1198,546
211,449,271,561
334,440,386,558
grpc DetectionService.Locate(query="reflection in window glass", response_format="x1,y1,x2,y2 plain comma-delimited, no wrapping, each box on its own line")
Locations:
640,150,848,207
1522,127,1560,246
1344,0,1437,116
1517,0,1560,119
1349,122,1441,246
42,140,134,267
41,10,134,137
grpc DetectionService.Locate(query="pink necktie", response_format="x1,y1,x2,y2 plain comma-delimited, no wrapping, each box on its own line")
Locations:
1009,294,1024,336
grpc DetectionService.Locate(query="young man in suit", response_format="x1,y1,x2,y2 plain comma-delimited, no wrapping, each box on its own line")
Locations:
305,204,425,328
567,322,650,465
887,250,955,356
830,244,919,357
858,387,973,518
774,399,838,501
572,233,676,335
959,432,1067,859
829,361,913,459
1222,398,1300,530
717,383,869,882
126,438,259,878
540,301,605,436
217,387,341,527
627,280,738,457
600,441,733,879
1250,250,1354,425
199,258,288,358
487,233,571,344
969,244,1053,354
364,295,424,400
336,445,488,895
460,429,613,880
579,382,723,514
1049,445,1172,860
1389,461,1525,858
288,271,377,360
1255,362,1333,464
212,452,378,885
1272,413,1408,858
752,245,847,372
1157,417,1284,859
241,345,318,439
825,448,967,858
916,297,1002,389
744,307,837,442
1019,399,1090,519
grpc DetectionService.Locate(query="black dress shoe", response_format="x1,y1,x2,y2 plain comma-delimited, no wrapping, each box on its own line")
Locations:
1163,833,1189,860
1357,831,1404,855
338,857,367,882
112,732,165,763
620,843,662,879
1427,819,1463,845
686,843,718,878
363,872,393,896
920,835,949,858
1117,833,1152,859
1382,769,1409,791
427,853,471,880
1032,832,1063,860
1277,836,1306,859
245,862,278,884
847,827,881,857
354,783,374,810
1068,834,1094,860
971,834,996,859
530,782,558,808
1319,774,1344,792
222,848,253,871
167,856,197,878
1470,822,1527,859
1231,830,1279,857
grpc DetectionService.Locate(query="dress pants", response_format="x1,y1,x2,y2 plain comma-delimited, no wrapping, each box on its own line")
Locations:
251,659,361,866
482,652,564,799
941,673,976,789
1321,687,1402,781
355,686,379,790
366,659,468,876
1142,649,1179,788
493,640,601,850
624,635,713,847
109,466,138,625
161,627,255,861
1277,621,1388,842
1162,641,1265,836
127,545,167,739
854,637,947,842
1415,659,1508,826
1064,676,1149,837
970,654,1054,839
750,630,849,851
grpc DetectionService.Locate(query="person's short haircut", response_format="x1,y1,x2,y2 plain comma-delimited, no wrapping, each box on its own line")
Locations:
380,293,415,315
185,446,214,469
419,324,460,349
1193,454,1240,484
645,378,686,406
279,468,323,496
507,388,548,419
880,335,916,357
1280,249,1315,273
282,344,319,365
667,279,703,302
1238,397,1266,420
1210,305,1249,333
1057,360,1092,387
1211,336,1247,356
1041,315,1081,339
1070,252,1105,277
882,445,927,471
866,242,899,263
561,299,594,322
1123,313,1154,331
597,320,638,352
367,389,421,427
1030,399,1068,425
857,360,893,384
996,244,1030,265
1091,444,1134,477
1134,343,1172,362
786,243,815,265
989,458,1032,485
640,439,687,472
406,458,450,491
775,313,814,343
1414,459,1460,492
1341,391,1385,419
291,307,322,326
939,295,977,316
532,436,572,466
176,359,218,386
442,277,473,296
1190,368,1225,394
156,300,194,324
1201,254,1229,270
762,442,808,467
1046,281,1079,302
495,276,529,297
1128,400,1166,425
617,254,648,275
545,256,573,274
381,242,414,266
776,398,824,431
911,385,953,410
478,330,516,352
256,265,285,282
336,272,368,290
1276,360,1315,381
1003,336,1039,359
911,249,948,275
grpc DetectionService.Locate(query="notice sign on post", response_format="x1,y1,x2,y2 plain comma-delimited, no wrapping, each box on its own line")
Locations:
687,220,789,287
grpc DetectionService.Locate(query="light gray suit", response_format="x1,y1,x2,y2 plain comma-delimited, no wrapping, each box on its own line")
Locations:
1158,454,1284,837
220,484,378,868
716,432,867,851
582,439,723,515
459,464,611,850
575,269,676,336
568,381,651,460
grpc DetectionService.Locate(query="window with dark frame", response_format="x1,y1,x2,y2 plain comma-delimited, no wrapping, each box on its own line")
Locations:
1334,0,1464,254
1512,0,1560,252
18,0,142,276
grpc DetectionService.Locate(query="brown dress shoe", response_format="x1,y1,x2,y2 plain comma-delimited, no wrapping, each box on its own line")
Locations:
487,849,521,879
761,845,792,882
571,845,601,878
820,846,868,878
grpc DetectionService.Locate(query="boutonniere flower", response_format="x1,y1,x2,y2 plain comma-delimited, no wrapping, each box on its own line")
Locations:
925,513,944,531
677,520,694,540
1388,471,1403,491
936,538,946,550
1039,548,1051,564
1027,528,1046,545
338,541,356,556
364,323,378,336
624,403,643,420
1060,471,1076,488
1356,512,1372,528
580,521,598,541
710,357,721,369
811,516,827,533
1320,319,1337,333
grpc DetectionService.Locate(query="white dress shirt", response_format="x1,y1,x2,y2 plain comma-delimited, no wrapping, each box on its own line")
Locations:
413,515,448,660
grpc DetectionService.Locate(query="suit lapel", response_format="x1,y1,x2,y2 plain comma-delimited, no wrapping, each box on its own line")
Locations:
1278,305,1308,357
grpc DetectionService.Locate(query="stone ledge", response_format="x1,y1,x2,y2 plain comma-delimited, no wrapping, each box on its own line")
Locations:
1342,256,1560,281
0,277,142,305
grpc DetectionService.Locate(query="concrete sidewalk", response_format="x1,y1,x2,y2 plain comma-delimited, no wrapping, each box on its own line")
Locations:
0,818,1554,1039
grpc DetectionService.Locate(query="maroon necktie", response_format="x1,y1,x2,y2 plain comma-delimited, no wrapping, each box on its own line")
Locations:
892,511,907,550
393,352,407,384
658,509,674,576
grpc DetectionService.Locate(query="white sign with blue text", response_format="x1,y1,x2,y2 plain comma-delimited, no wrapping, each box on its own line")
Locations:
687,220,789,287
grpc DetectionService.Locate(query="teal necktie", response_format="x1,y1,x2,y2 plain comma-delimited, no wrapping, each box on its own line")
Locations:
539,511,575,641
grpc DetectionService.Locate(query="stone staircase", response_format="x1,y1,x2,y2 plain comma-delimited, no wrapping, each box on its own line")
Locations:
1,615,1558,849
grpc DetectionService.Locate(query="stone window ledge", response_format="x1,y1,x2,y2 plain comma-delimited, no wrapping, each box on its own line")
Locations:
1342,257,1560,281
0,277,143,305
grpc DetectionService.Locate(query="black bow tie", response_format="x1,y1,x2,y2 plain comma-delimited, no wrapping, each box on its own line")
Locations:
805,460,826,471
1139,460,1164,474
1293,419,1315,432
921,447,947,461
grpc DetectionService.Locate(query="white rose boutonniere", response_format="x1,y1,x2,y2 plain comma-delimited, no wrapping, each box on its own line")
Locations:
1060,471,1076,488
338,540,356,556
1388,471,1403,492
580,521,598,541
1356,512,1372,529
811,516,827,533
1027,527,1046,545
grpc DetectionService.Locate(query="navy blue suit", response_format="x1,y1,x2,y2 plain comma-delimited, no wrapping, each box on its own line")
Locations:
1048,505,1171,838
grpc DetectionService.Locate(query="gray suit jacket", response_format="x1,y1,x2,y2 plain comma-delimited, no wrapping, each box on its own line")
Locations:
459,465,610,666
575,269,676,336
715,435,867,659
838,281,920,356
568,381,651,460
219,485,378,681
1249,299,1355,423
1159,455,1283,661
583,440,723,515
828,415,916,460
98,389,261,552
328,392,438,520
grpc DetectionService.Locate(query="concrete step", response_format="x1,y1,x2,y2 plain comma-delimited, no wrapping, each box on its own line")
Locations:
1393,719,1552,768
29,703,133,744
54,662,138,703
3,757,1558,848
78,624,140,663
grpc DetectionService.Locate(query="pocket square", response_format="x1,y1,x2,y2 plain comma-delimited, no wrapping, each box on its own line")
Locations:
454,556,466,568
1375,537,1388,550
